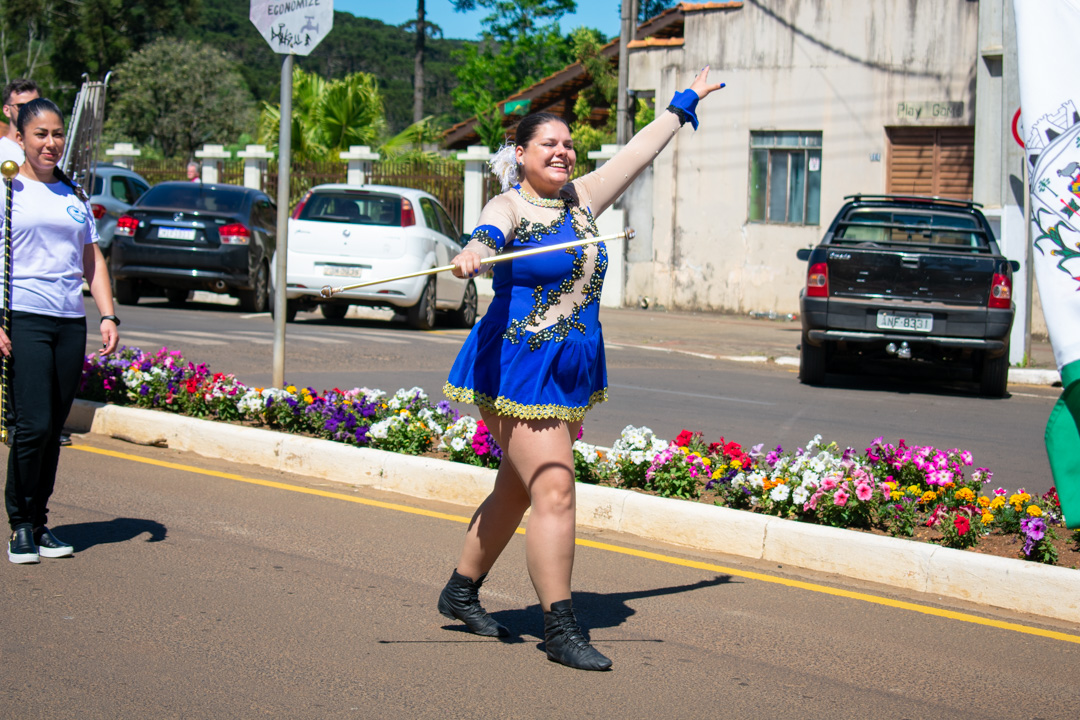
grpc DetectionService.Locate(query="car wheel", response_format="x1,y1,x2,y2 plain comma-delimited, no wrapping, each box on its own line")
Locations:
321,303,349,321
114,278,140,306
239,262,270,313
166,288,190,306
799,332,827,385
406,277,436,330
979,347,1009,398
447,281,478,328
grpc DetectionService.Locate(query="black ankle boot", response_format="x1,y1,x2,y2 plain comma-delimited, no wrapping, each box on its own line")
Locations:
543,599,612,670
437,569,509,638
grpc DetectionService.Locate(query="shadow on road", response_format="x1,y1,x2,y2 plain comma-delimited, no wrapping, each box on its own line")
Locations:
468,574,737,643
52,517,168,552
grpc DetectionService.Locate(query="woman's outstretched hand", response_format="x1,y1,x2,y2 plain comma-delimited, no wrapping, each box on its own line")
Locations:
689,65,726,101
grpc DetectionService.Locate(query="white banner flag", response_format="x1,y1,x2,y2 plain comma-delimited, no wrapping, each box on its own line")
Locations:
1015,0,1080,528
1015,0,1080,371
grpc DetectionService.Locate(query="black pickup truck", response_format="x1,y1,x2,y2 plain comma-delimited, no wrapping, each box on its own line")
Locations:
796,194,1018,397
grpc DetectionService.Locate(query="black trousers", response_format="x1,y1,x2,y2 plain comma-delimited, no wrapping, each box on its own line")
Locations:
5,311,86,530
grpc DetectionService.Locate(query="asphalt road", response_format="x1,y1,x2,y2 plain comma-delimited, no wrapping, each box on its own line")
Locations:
2,437,1078,718
82,295,1062,494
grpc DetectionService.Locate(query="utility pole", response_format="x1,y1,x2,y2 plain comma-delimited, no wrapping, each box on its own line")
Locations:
616,0,636,145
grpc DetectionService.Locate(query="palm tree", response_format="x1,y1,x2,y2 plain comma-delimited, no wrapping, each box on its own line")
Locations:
258,68,384,164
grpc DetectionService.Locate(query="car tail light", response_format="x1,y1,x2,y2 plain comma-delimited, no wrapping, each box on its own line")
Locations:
115,215,138,237
401,199,416,227
989,272,1012,308
806,262,829,297
91,203,106,220
291,190,313,219
219,223,251,245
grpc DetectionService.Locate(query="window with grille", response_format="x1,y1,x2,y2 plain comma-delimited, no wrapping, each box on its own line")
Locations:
749,131,822,225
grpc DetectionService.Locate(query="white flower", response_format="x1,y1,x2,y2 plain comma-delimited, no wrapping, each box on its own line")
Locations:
769,484,791,502
792,485,810,504
573,440,600,464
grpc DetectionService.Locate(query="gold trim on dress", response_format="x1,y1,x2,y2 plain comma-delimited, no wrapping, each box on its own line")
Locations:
443,382,608,422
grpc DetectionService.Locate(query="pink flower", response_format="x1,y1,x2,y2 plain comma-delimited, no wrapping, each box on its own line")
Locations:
834,489,849,506
855,483,873,502
822,477,838,491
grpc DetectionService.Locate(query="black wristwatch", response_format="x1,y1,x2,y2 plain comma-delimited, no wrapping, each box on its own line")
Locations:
100,314,121,327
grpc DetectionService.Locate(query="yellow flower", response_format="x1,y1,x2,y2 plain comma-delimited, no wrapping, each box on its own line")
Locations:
701,457,711,467
989,496,1006,511
730,458,743,469
711,469,725,480
954,488,975,503
890,491,903,501
907,485,922,496
285,385,297,393
919,491,937,505
1026,505,1043,517
981,512,994,525
977,496,990,508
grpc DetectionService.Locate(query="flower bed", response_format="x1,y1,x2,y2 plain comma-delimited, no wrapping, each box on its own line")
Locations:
81,346,1078,567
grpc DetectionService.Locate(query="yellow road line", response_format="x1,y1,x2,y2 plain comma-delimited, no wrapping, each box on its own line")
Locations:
73,444,1080,645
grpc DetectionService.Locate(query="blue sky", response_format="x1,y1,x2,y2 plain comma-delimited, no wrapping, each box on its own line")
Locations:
336,2,625,40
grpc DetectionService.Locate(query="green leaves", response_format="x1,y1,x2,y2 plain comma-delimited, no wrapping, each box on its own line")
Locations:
257,67,385,164
106,38,255,159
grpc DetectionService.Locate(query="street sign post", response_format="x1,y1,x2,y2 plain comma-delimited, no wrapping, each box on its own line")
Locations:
250,0,334,388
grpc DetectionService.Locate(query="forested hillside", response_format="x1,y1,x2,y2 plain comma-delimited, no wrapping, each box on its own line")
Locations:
186,1,472,133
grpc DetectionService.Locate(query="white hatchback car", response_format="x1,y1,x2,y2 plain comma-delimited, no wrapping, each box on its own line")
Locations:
274,184,478,329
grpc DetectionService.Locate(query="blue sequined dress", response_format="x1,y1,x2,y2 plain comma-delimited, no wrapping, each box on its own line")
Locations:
444,108,692,422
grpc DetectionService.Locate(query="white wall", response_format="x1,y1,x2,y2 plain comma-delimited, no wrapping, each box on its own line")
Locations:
624,0,981,314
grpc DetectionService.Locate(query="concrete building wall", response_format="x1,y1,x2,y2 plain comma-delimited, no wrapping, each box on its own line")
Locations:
625,0,981,315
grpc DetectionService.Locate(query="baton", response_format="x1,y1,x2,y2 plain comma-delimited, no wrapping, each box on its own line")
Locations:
320,227,635,298
1,160,17,443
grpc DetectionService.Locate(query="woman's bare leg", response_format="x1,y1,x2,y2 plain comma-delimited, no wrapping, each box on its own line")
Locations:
481,413,582,611
454,441,531,581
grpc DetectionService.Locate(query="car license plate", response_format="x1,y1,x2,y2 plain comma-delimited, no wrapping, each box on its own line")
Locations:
876,310,933,332
320,265,366,278
158,227,196,241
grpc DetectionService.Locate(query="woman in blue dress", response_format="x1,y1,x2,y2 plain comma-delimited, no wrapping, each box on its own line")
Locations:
439,67,725,670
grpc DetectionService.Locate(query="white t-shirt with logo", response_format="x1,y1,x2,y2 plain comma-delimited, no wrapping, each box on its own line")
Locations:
1,174,99,317
0,136,24,164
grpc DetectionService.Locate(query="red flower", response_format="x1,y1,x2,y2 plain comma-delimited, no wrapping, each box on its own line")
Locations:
953,515,970,536
675,430,694,447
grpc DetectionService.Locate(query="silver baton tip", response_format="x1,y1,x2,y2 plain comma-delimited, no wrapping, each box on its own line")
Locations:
320,285,335,298
624,227,636,240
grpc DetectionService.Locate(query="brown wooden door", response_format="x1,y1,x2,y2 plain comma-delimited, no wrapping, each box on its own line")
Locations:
886,127,974,199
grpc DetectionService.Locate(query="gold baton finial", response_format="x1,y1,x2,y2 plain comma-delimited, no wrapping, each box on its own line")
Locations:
1,160,18,180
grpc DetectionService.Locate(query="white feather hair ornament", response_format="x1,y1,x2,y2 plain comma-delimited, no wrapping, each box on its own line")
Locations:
488,141,520,192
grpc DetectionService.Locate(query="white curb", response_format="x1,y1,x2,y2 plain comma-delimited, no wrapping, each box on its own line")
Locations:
67,400,1080,625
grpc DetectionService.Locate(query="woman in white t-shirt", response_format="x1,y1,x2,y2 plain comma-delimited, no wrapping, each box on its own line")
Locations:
2,98,120,564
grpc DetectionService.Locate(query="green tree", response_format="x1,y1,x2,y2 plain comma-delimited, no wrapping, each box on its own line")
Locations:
0,0,56,86
257,66,384,164
449,0,578,123
106,38,255,159
50,0,200,86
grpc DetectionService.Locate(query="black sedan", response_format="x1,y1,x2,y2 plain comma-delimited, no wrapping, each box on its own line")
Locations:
110,182,276,312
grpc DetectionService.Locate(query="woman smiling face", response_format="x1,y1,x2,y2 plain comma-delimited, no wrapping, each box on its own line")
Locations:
17,107,65,181
516,120,575,199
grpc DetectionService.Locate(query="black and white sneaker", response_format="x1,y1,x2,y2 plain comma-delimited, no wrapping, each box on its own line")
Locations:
34,527,73,558
8,527,39,564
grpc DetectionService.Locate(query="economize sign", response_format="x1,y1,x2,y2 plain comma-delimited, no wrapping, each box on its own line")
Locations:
250,0,333,56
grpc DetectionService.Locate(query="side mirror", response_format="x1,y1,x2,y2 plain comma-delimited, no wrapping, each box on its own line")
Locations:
796,248,812,261
1009,260,1020,272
